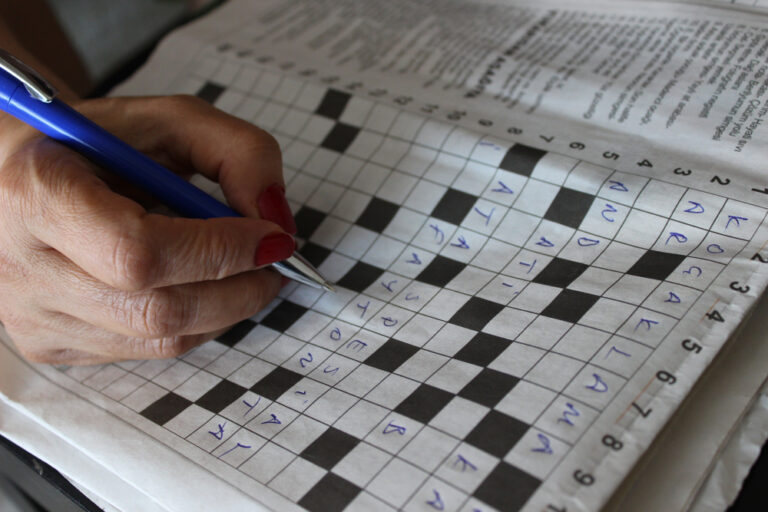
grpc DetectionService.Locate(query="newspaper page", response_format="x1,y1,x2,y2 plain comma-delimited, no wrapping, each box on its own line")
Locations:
3,1,768,511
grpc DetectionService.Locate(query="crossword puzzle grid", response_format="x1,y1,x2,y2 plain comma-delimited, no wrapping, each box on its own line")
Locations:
60,55,765,512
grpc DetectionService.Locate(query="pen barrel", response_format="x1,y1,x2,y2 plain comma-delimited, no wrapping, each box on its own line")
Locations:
2,90,239,219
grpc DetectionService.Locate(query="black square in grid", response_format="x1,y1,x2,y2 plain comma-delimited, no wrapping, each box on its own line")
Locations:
365,339,419,372
260,300,308,332
498,144,546,176
196,380,247,414
431,188,477,225
465,410,528,458
459,368,519,408
321,122,360,153
543,187,594,229
474,461,540,512
533,257,589,288
540,289,599,324
140,393,191,425
250,367,303,401
416,255,466,288
315,89,352,119
299,241,332,268
196,81,225,104
627,250,687,281
395,384,454,424
216,319,255,347
298,472,361,512
449,297,505,331
356,197,399,233
294,206,326,240
336,261,384,292
454,333,511,367
300,427,360,470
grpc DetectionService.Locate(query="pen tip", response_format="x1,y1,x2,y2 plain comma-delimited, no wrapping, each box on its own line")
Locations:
323,283,336,293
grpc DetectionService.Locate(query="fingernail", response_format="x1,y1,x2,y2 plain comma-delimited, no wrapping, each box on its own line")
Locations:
258,183,297,235
255,233,295,267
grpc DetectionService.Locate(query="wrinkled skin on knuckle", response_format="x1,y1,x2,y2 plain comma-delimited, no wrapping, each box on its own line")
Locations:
108,230,158,291
128,288,197,339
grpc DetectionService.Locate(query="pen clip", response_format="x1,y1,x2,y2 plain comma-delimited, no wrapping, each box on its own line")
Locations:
0,49,58,103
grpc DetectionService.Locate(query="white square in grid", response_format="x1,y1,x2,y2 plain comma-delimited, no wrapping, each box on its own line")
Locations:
592,336,652,378
214,429,266,468
234,97,264,122
335,399,389,439
177,75,206,94
306,181,345,213
365,304,414,337
426,359,482,393
368,458,429,509
212,61,239,83
690,232,747,264
393,314,444,348
377,171,419,204
252,71,281,96
481,169,528,207
525,352,584,392
397,145,437,177
405,477,468,512
333,442,392,489
414,119,452,148
536,397,598,444
174,371,221,402
672,189,725,230
348,131,384,160
516,314,571,350
371,137,410,167
423,323,476,357
436,443,498,495
470,137,509,167
513,179,561,217
367,374,421,409
341,96,375,126
234,324,280,357
313,283,356,316
276,109,310,137
303,147,339,179
446,266,495,296
366,413,423,455
614,209,667,248
665,257,723,291
313,318,357,352
195,56,219,78
122,382,168,412
286,172,320,204
281,345,333,377
555,231,608,265
338,329,389,362
83,366,126,391
568,267,622,295
103,372,145,401
258,334,303,365
404,180,448,214
617,309,676,347
214,89,244,114
634,179,685,217
272,414,327,454
338,295,386,327
305,388,358,425
240,441,293,483
563,365,625,410
423,153,465,185
352,162,391,195
477,275,527,305
440,230,486,263
189,415,235,452
504,428,568,480
395,348,448,383
711,199,764,240
293,82,326,111
604,275,659,304
255,102,286,130
364,271,407,302
443,127,481,157
552,325,610,362
272,76,303,103
165,404,213,438
510,284,562,315
308,353,359,387
530,152,576,185
246,402,298,439
579,298,636,333
642,284,700,319
564,161,612,194
220,391,268,426
471,238,519,274
269,457,326,502
420,289,471,322
392,279,440,312
488,342,544,378
134,359,175,379
495,380,556,424
493,209,539,247
365,103,400,133
286,310,332,341
579,199,629,239
336,364,388,397
526,221,575,256
384,210,428,244
337,226,378,259
482,307,536,340
593,241,647,273
429,396,489,440
228,358,276,388
597,172,647,206
327,154,365,186
332,189,371,222
310,216,351,249
154,361,198,390
462,199,507,236
362,236,406,269
346,491,395,512
206,349,251,379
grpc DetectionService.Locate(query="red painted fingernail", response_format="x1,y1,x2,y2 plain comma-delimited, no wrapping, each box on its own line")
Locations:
255,233,295,266
258,183,297,235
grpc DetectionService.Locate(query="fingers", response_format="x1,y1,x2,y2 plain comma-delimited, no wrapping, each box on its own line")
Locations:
14,140,294,290
81,96,296,234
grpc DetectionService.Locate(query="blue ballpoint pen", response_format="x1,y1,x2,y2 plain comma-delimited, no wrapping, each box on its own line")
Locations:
0,50,333,292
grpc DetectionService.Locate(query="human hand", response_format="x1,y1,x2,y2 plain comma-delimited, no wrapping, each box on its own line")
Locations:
0,95,296,365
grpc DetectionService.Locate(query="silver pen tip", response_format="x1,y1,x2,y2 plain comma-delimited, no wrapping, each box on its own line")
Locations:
322,283,336,293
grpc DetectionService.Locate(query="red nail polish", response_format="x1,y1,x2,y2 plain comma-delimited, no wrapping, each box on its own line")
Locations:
258,183,297,235
255,233,295,267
